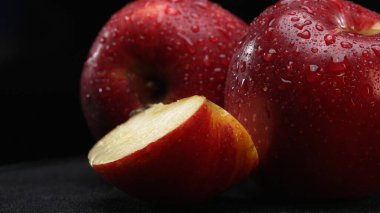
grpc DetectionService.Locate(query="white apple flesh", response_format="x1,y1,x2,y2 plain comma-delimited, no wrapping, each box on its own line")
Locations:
89,96,258,203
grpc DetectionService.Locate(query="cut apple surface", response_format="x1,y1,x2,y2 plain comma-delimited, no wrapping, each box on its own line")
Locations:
88,96,258,202
89,96,204,165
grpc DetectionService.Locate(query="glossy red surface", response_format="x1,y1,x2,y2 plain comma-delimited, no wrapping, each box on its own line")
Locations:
225,0,380,198
81,0,247,139
92,100,258,202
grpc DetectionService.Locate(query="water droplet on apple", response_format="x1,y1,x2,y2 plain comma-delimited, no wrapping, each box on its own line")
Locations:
294,23,304,30
371,44,380,58
191,25,200,33
315,24,324,31
309,64,319,72
291,17,300,22
193,1,207,8
214,67,222,72
297,30,311,39
287,61,294,72
203,55,211,67
176,32,193,46
265,27,274,37
263,86,268,92
263,49,276,62
165,6,181,16
217,26,231,38
176,32,195,53
209,35,219,43
324,34,336,45
311,47,318,53
327,56,348,73
219,54,228,66
240,78,248,92
368,60,375,69
295,20,312,30
362,50,371,58
268,18,275,27
99,37,105,43
217,84,223,91
340,41,353,49
300,5,313,14
304,20,312,25
217,42,226,51
278,78,292,90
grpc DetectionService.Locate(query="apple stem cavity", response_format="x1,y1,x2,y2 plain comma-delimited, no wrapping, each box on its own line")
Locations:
80,0,248,139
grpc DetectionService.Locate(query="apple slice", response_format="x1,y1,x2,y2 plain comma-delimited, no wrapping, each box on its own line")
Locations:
88,96,258,203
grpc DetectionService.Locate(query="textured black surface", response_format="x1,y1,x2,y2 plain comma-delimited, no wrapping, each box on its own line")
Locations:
1,157,380,212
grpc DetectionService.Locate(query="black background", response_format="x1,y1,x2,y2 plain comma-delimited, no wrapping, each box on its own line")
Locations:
0,0,378,165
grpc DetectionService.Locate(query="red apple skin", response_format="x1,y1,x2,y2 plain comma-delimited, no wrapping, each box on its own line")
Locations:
91,99,258,203
225,0,380,198
80,0,247,139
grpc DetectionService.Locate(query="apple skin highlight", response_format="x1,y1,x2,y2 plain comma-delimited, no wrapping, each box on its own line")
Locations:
80,0,248,139
90,97,258,203
225,0,380,199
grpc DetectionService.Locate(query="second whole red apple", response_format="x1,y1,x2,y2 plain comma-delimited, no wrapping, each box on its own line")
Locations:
225,0,380,198
80,0,248,139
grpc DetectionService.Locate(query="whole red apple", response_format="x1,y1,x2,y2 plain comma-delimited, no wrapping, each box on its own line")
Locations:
89,96,258,202
80,0,247,139
225,0,380,198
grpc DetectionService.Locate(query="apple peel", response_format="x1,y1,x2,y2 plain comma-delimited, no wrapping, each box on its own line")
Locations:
89,95,258,202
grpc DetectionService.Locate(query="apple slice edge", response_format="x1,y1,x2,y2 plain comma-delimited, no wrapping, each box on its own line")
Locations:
88,95,207,166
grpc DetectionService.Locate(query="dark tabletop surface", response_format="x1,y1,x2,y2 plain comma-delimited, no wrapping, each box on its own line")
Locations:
1,157,379,213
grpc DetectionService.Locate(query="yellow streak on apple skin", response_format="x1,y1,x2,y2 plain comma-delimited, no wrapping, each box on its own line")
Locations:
206,100,259,183
360,22,380,35
336,22,380,35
